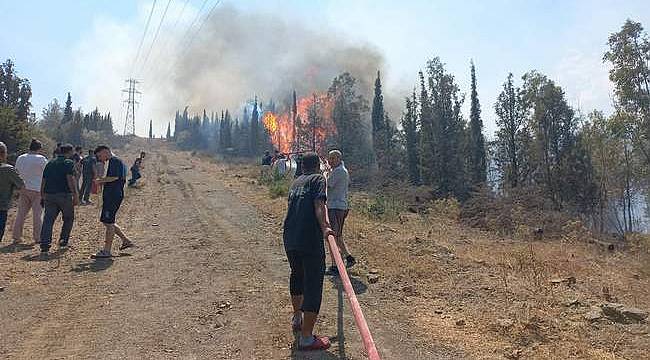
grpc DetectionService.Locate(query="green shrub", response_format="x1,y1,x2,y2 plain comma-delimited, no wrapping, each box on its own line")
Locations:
357,195,405,220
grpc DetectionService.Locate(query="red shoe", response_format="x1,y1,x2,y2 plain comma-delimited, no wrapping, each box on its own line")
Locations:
299,335,331,351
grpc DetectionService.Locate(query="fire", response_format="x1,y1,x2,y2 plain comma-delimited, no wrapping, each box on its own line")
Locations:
261,92,336,154
262,112,278,134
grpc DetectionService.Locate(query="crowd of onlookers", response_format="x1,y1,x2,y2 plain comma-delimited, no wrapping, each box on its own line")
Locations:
0,139,144,258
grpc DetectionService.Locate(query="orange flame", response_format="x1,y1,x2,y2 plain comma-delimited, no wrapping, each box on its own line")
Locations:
262,92,336,154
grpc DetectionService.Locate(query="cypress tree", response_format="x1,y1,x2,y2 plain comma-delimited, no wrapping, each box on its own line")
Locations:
62,92,73,124
250,98,259,155
149,119,153,139
371,70,386,167
166,122,171,140
467,61,487,185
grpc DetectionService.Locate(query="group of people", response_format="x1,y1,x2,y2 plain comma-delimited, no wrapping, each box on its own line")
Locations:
0,139,139,259
281,149,355,351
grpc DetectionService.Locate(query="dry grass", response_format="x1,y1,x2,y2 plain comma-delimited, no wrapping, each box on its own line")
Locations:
219,162,650,359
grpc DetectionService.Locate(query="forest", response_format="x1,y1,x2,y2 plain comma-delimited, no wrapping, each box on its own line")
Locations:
168,19,650,238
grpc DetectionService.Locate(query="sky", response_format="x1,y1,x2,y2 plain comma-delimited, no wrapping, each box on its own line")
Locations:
1,0,649,137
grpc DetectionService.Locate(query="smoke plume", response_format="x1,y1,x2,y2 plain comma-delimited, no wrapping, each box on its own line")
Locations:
141,4,384,129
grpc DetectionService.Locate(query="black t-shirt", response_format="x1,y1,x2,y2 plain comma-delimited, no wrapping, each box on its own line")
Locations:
103,157,127,201
262,155,273,166
283,173,327,254
42,156,75,194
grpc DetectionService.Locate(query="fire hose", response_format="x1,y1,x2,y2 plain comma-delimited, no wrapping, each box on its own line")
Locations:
326,234,381,360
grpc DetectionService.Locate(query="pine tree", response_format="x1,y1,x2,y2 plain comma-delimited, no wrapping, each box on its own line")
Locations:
402,89,420,184
69,109,83,145
467,61,487,185
419,58,466,198
494,73,526,189
328,72,372,171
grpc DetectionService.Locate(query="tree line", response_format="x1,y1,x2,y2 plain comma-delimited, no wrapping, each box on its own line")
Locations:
170,19,648,235
1,57,117,159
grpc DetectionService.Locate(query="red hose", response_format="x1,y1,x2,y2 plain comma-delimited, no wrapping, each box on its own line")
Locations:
327,234,381,360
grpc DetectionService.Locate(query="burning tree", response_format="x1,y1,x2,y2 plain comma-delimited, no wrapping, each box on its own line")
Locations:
262,91,336,154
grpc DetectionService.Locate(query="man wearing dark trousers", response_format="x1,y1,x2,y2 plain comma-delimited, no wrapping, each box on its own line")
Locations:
40,144,79,255
283,152,334,351
80,150,96,205
325,149,355,275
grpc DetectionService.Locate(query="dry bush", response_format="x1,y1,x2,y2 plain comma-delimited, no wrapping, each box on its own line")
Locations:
427,197,461,221
461,186,576,240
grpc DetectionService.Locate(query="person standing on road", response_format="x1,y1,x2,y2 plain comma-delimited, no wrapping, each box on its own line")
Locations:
12,139,48,245
39,144,79,255
93,145,133,258
72,146,83,192
325,150,355,275
283,152,334,351
261,150,273,178
80,150,97,205
0,142,25,243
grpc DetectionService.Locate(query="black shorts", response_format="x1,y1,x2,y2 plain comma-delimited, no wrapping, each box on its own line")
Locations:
100,197,123,224
286,250,325,313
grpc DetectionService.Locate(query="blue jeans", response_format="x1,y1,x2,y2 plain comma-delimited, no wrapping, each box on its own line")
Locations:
128,168,141,187
0,210,7,242
40,193,74,251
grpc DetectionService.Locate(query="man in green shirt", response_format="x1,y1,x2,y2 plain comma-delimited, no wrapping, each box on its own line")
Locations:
0,142,25,242
39,144,79,255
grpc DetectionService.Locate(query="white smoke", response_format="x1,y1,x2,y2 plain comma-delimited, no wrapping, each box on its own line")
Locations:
72,2,385,136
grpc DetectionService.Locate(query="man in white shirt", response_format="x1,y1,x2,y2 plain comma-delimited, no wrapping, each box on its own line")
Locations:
13,139,48,245
325,150,355,275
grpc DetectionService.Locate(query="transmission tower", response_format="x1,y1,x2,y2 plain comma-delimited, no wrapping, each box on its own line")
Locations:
122,78,141,136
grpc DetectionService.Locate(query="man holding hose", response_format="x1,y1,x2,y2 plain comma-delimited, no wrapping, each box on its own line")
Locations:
283,152,334,351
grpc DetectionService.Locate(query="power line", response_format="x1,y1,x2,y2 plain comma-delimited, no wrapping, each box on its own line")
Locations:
174,0,209,55
138,0,173,76
183,0,222,51
131,0,158,76
146,0,218,91
142,0,190,81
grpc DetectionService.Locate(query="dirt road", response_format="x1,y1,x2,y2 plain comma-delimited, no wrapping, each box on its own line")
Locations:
0,144,448,359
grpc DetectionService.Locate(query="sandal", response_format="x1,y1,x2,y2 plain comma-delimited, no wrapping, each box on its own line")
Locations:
119,240,135,250
299,335,331,351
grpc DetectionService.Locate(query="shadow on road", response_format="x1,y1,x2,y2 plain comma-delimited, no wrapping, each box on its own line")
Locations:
290,348,340,360
0,243,34,254
20,246,69,262
70,258,114,272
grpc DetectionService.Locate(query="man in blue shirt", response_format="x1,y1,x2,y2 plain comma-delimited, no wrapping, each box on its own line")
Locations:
93,145,134,258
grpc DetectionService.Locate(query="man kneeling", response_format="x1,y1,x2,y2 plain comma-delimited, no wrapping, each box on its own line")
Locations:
283,152,334,350
93,146,134,258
